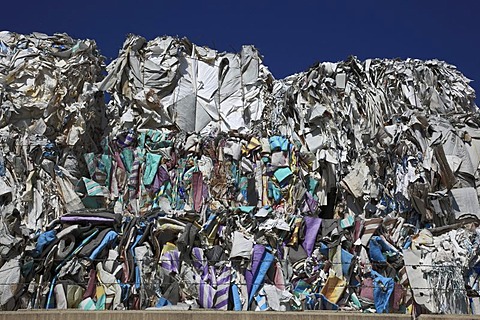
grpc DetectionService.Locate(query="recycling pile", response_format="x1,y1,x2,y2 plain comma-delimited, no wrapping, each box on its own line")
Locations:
1,32,480,315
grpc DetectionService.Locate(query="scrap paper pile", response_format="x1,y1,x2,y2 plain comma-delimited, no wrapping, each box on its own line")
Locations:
1,32,480,315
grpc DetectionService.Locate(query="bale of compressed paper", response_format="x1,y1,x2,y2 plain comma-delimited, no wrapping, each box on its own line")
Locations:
0,31,106,231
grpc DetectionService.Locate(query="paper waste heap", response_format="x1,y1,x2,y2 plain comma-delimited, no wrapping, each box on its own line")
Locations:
1,31,480,315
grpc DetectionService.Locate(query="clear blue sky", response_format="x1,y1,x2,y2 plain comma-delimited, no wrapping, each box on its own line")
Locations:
3,0,480,103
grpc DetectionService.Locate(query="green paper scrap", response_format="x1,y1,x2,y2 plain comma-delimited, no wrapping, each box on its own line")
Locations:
143,153,162,185
274,167,293,184
238,206,255,213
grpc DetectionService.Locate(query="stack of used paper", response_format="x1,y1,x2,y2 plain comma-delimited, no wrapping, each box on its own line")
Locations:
0,31,106,228
1,32,480,315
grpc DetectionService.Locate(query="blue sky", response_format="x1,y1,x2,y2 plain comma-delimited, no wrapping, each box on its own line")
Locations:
2,0,479,102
